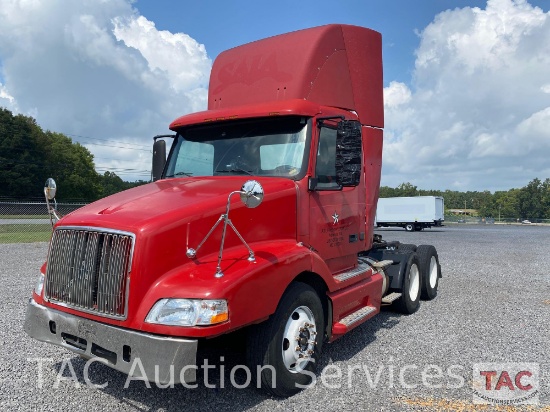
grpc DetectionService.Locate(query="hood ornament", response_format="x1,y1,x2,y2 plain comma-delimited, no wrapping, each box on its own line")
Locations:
186,180,264,278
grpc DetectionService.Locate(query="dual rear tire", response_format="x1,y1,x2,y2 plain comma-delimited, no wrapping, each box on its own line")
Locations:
394,244,441,313
416,245,441,300
394,252,421,314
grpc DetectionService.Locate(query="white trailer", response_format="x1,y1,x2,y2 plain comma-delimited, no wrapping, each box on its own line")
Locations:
376,196,444,232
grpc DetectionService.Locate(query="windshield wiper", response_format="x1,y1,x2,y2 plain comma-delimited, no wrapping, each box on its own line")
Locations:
216,169,253,176
166,171,194,177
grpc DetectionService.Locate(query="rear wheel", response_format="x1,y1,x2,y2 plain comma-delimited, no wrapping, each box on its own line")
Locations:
417,245,441,300
405,223,415,232
398,243,417,254
247,282,325,397
394,253,421,314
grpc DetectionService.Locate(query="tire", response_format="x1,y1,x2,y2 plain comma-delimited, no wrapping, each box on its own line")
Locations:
405,223,415,232
398,243,417,254
394,253,421,314
247,282,325,397
417,245,441,300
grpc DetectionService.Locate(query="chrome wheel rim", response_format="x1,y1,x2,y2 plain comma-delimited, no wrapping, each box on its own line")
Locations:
281,306,317,373
409,263,420,301
429,256,438,288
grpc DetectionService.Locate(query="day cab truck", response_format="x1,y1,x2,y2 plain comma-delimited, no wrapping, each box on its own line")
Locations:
376,196,445,232
24,24,442,397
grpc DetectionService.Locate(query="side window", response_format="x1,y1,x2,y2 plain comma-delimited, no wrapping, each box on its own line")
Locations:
315,127,338,188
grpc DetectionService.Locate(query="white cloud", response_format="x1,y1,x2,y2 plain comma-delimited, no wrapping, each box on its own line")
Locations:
384,81,412,108
0,0,211,180
516,106,550,141
0,82,16,109
383,0,550,191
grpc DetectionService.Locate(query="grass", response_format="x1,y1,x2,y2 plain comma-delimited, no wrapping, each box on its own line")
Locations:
0,223,52,243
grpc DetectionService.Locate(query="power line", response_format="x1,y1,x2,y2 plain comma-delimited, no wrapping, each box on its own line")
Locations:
78,141,152,152
63,133,151,149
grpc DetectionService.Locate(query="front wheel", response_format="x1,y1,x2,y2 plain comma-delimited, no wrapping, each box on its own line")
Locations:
405,223,415,232
247,282,325,397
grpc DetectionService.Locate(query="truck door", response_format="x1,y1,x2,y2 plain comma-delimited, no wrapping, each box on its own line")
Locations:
308,120,366,273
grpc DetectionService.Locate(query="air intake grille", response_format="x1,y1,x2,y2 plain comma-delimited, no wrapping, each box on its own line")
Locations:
44,227,134,319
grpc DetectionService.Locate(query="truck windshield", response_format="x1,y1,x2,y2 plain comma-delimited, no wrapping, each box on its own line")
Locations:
165,116,310,179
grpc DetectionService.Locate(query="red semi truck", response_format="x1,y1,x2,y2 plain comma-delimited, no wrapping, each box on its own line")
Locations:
24,24,441,396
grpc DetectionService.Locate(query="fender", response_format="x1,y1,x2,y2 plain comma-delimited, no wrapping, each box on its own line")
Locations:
136,240,339,338
366,248,412,290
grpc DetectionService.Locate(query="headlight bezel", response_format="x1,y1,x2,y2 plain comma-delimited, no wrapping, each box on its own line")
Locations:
145,298,228,326
34,272,45,296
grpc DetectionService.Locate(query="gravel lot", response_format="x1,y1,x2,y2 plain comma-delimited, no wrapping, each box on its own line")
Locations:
2,224,549,411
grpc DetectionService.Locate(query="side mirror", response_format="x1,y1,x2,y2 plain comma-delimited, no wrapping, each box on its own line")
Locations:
44,178,61,227
44,178,57,200
335,121,362,187
152,139,166,181
240,180,264,208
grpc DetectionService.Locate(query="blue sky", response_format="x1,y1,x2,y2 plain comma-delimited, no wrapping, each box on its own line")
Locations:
135,0,491,86
0,0,549,191
134,0,548,86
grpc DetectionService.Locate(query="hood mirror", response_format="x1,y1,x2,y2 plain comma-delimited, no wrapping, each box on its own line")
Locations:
240,180,264,208
44,178,57,200
44,178,62,227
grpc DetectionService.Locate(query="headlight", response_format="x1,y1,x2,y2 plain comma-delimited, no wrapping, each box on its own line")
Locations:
34,273,45,296
145,299,228,326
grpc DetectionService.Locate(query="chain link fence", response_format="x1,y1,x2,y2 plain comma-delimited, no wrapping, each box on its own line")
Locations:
3,201,549,244
0,200,87,243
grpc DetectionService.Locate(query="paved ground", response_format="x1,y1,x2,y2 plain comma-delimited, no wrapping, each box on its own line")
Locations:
2,225,549,411
0,219,51,224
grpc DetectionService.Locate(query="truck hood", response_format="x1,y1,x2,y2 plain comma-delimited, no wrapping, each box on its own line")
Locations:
45,176,300,330
53,176,298,328
60,177,296,234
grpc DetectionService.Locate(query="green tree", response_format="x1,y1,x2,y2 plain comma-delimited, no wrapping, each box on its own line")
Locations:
0,109,43,198
518,178,544,219
396,182,418,197
1,108,101,200
379,182,418,198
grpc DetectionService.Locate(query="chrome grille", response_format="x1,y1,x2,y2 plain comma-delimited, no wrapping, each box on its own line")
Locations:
44,227,134,319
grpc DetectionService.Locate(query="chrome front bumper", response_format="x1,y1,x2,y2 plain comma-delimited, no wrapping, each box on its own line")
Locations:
24,298,198,384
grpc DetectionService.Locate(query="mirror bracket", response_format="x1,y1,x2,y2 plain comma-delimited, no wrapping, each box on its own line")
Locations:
185,180,264,277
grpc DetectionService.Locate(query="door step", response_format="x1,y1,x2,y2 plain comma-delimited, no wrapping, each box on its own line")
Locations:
372,259,393,269
332,305,377,336
334,262,370,282
381,292,402,304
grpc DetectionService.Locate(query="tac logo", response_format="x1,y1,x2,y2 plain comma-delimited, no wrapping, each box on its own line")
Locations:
472,363,539,405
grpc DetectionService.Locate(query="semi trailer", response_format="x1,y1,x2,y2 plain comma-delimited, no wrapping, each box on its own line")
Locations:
376,196,445,232
24,24,442,397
